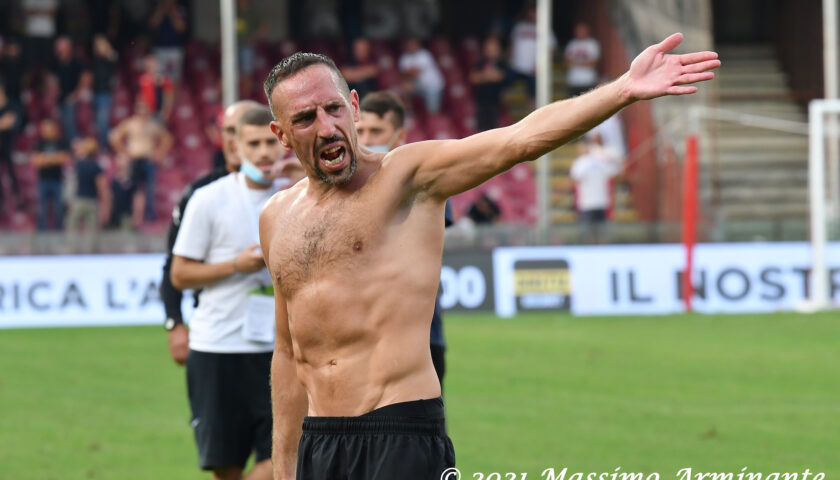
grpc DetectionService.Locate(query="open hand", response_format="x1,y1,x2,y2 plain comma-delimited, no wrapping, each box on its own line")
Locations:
623,33,720,101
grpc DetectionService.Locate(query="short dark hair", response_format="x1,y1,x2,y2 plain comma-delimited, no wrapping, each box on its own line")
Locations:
263,52,349,119
359,91,405,129
237,106,274,134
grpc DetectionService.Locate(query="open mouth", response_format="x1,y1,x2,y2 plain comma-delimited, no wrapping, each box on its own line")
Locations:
319,145,346,170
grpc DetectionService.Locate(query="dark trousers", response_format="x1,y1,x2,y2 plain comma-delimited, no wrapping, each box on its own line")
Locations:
38,179,64,230
0,148,21,207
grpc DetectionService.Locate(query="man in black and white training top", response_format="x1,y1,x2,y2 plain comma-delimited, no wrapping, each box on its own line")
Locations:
170,106,287,480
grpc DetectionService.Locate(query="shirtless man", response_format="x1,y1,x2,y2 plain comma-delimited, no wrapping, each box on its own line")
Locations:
260,33,719,479
109,98,173,226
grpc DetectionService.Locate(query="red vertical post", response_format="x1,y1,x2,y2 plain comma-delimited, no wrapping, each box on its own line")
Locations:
682,135,699,312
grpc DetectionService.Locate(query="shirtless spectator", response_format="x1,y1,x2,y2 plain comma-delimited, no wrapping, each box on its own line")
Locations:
109,99,173,226
260,33,719,478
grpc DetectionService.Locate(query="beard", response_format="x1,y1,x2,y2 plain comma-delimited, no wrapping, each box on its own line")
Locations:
315,153,357,185
313,134,358,185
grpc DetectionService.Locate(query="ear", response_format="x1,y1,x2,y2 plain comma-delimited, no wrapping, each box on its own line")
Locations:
270,120,291,150
231,135,240,158
350,89,361,123
396,126,407,147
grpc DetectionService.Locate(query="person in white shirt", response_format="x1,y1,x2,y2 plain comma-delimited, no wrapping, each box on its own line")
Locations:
570,133,621,244
565,22,601,97
399,37,445,114
586,110,626,159
508,2,556,100
170,106,286,480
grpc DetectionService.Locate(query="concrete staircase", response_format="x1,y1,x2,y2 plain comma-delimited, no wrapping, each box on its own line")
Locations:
704,44,809,235
502,64,638,226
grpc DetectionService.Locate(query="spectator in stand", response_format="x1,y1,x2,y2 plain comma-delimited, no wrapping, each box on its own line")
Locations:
586,109,626,160
110,98,173,226
138,54,174,122
91,35,118,148
399,37,445,114
570,133,621,244
0,81,23,211
21,0,58,69
0,38,25,111
149,0,187,84
206,108,226,170
32,117,70,230
66,136,110,253
467,192,501,224
508,1,556,102
341,37,379,101
236,0,266,99
469,36,507,131
53,36,84,142
77,69,95,130
108,155,135,231
564,22,601,98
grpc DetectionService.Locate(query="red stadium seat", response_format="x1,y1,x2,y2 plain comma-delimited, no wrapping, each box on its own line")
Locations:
426,114,459,140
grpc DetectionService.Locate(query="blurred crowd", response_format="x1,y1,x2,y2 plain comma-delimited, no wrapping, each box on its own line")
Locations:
0,0,609,250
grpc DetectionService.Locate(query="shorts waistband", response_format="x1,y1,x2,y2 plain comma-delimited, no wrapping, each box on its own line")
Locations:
302,397,446,436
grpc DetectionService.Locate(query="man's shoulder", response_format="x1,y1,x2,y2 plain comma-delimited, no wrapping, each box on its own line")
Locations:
179,169,228,204
263,179,306,216
188,172,235,205
190,169,228,192
260,180,307,240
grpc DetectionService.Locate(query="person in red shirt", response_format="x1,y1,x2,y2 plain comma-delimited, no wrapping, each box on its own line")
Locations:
137,55,174,123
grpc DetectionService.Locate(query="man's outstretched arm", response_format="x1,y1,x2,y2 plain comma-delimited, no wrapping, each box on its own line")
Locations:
408,33,719,199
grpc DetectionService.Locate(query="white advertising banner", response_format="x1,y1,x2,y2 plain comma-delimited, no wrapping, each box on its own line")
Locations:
3,243,839,328
493,242,840,317
0,254,194,329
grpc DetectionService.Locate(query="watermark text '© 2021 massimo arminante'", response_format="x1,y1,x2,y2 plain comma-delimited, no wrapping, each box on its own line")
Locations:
443,467,828,480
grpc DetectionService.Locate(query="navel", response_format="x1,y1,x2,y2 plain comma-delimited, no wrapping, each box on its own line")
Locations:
328,359,338,367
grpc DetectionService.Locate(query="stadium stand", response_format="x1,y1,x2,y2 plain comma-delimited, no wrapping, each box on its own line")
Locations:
0,34,542,235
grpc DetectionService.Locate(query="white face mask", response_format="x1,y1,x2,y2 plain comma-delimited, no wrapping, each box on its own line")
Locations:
362,129,401,154
240,159,272,185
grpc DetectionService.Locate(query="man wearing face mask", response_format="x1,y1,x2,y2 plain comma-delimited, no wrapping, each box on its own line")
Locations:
357,91,453,388
170,106,286,480
161,99,261,366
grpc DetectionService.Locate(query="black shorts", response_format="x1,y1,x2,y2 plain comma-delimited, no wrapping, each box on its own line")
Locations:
131,157,150,186
578,208,607,224
186,350,272,471
297,397,456,480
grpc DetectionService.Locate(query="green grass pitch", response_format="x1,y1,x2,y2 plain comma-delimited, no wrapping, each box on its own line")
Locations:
0,312,837,479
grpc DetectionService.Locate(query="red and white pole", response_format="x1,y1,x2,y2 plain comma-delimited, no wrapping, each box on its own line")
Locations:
682,135,699,312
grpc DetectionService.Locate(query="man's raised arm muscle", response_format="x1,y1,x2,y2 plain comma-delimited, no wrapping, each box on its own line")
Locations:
406,33,719,199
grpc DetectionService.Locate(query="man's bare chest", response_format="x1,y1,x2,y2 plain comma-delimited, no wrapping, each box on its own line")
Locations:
271,201,386,298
